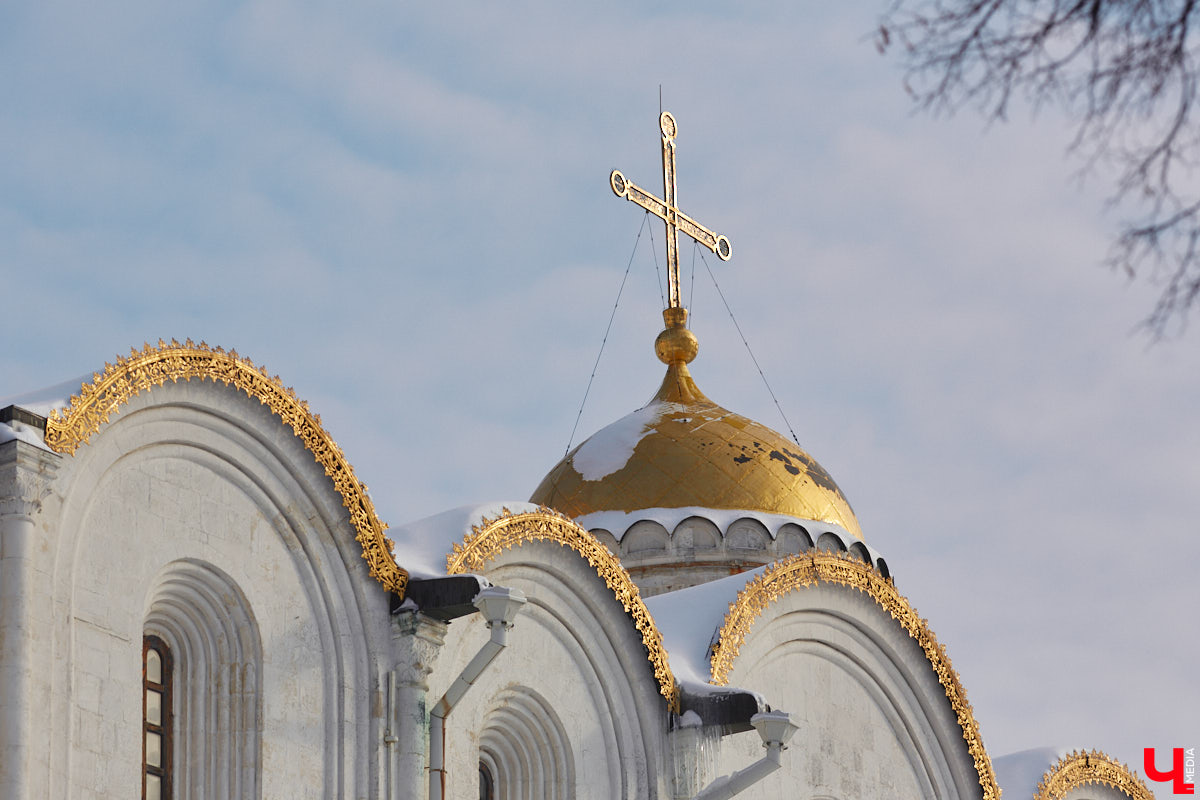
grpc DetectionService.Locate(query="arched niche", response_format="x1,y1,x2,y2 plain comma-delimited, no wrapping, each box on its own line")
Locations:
816,531,847,553
622,521,670,556
478,685,576,800
726,518,769,553
672,516,720,553
590,528,620,555
776,523,813,556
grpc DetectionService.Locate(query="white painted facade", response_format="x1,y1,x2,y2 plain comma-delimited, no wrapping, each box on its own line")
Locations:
714,582,980,798
0,363,1151,799
3,380,391,799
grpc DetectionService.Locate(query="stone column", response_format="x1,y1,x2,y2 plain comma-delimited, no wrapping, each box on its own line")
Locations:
388,611,447,800
0,438,59,799
671,724,720,800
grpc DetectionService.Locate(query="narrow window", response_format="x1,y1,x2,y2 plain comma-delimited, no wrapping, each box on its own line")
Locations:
143,636,172,800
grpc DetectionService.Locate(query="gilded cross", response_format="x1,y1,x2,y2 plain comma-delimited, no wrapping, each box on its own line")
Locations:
611,111,732,310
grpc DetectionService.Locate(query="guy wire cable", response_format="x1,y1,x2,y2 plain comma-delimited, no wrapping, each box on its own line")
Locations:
699,249,803,447
564,212,650,455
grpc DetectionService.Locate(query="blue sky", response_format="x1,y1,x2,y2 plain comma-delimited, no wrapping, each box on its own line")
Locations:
2,1,1196,788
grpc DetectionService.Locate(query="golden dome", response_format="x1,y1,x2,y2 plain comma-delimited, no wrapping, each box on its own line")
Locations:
531,309,862,540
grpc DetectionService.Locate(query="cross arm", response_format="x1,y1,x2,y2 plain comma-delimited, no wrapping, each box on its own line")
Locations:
676,210,732,261
611,170,667,219
610,170,732,261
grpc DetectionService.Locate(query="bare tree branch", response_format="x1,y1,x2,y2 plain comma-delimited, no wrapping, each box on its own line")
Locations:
880,0,1200,336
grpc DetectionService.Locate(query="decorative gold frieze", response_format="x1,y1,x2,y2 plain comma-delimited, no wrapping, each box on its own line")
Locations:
710,552,999,800
43,340,408,597
1035,750,1154,800
447,507,678,711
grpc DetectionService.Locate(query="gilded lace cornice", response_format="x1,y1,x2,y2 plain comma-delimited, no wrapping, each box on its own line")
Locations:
1034,750,1154,800
43,340,408,597
447,507,678,711
710,552,999,800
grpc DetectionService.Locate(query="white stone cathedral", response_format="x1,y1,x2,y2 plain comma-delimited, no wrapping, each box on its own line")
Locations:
0,115,1159,800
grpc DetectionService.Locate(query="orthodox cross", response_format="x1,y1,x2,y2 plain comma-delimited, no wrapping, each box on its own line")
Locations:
610,111,732,310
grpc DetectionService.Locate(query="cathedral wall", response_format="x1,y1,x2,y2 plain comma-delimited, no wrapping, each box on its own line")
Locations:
19,381,392,800
718,582,983,800
428,542,671,800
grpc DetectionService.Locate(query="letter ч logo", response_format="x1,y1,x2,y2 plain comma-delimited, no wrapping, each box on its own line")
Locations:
1145,748,1196,795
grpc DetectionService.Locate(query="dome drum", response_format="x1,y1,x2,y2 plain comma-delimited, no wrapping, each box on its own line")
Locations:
581,511,884,597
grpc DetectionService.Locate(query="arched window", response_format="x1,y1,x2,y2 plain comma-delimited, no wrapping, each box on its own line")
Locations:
143,635,173,800
144,559,263,799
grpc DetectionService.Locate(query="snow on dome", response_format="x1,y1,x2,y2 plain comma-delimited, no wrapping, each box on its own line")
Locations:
572,401,674,480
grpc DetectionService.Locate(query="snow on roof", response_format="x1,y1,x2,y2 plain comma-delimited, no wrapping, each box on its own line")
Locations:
0,376,80,453
0,417,52,451
675,676,767,708
0,374,89,418
571,401,680,480
388,501,542,579
645,566,767,685
992,746,1071,800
